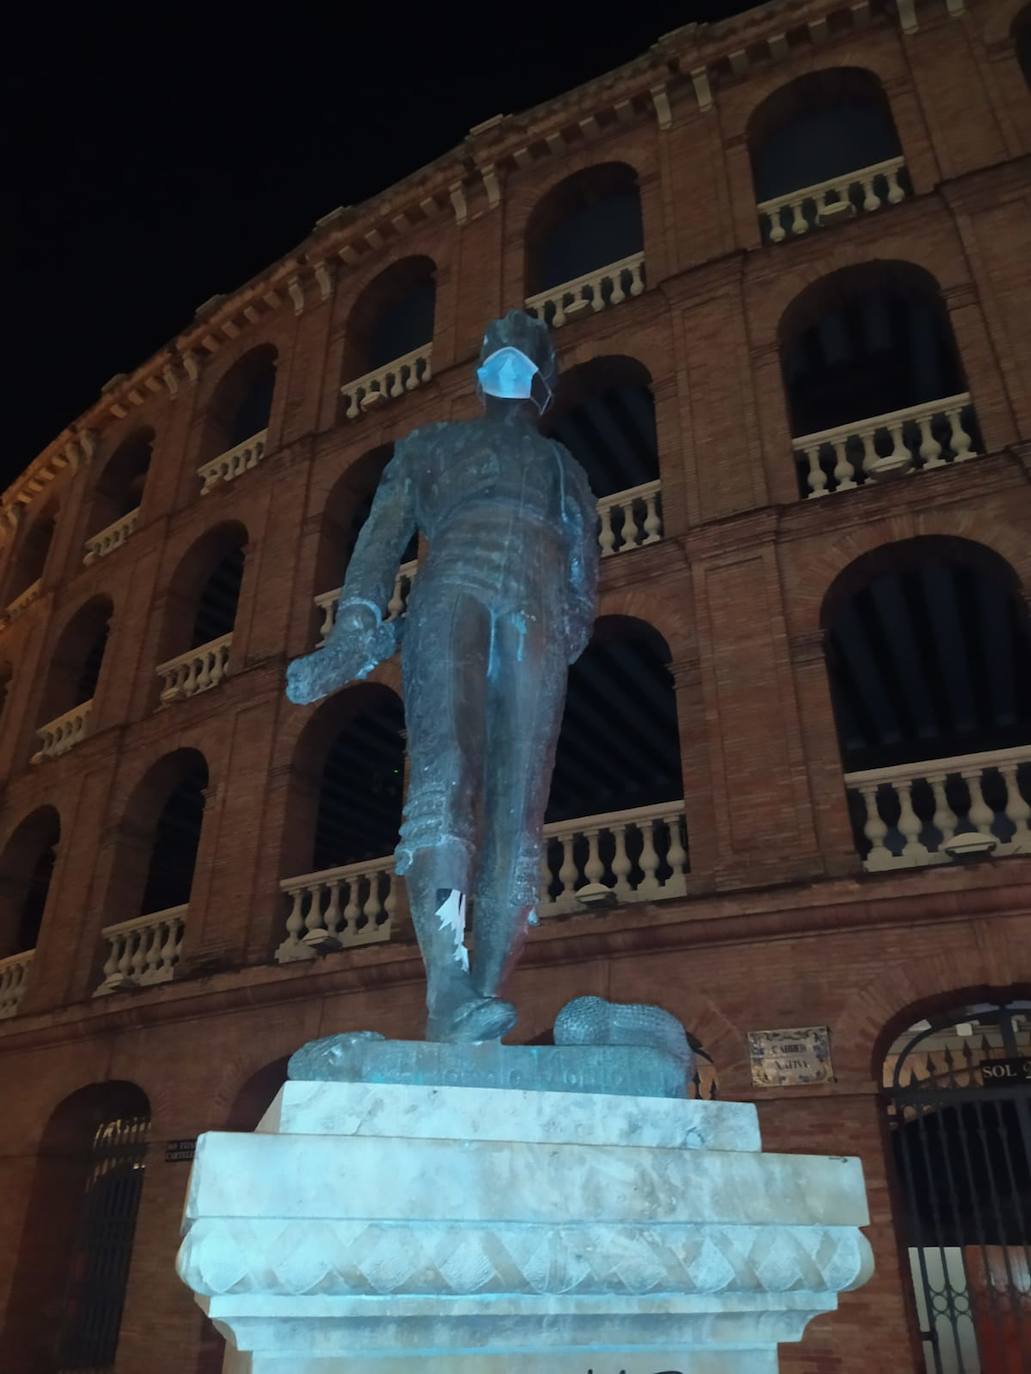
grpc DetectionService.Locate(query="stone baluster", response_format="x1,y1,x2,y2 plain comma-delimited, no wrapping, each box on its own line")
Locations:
304,883,325,939
767,210,786,244
789,199,808,236
323,881,342,940
129,930,149,983
387,574,409,620
961,767,996,838
598,505,618,557
927,772,958,850
946,405,974,461
364,874,383,930
610,825,633,900
896,781,929,863
582,829,605,888
115,930,135,985
1000,762,1031,850
665,812,688,878
609,271,627,307
859,174,880,213
637,819,662,899
342,875,361,940
857,783,893,868
143,924,164,981
830,438,855,492
317,595,338,642
628,258,645,297
642,490,661,545
916,415,943,468
802,446,829,497
282,888,310,958
557,835,579,903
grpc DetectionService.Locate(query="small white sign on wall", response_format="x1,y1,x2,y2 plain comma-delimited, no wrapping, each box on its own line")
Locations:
748,1025,833,1087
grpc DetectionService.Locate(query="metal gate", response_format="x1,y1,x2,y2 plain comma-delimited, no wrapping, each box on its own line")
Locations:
55,1112,150,1371
885,1000,1031,1374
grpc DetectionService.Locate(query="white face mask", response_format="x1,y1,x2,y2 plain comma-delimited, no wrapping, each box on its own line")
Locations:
476,346,540,399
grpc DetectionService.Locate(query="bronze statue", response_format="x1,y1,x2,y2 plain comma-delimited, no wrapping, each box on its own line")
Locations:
287,311,598,1042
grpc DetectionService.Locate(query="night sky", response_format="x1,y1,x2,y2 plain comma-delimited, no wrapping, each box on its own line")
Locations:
6,3,752,490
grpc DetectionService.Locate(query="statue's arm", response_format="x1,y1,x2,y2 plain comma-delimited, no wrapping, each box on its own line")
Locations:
334,444,418,621
285,444,418,705
558,446,600,663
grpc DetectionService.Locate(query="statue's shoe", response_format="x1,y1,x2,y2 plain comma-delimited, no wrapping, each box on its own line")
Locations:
427,995,517,1043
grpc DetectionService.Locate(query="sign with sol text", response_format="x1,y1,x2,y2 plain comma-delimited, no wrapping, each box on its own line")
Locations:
165,1138,196,1163
980,1057,1031,1086
748,1026,833,1088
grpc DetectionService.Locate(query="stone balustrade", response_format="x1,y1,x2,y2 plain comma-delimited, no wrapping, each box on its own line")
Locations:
94,905,187,995
598,479,662,556
340,345,433,421
156,633,232,705
276,857,396,963
31,698,93,764
845,744,1031,872
197,428,268,495
794,393,977,498
0,949,33,1019
314,560,419,646
758,156,909,243
540,800,689,917
6,578,42,619
525,251,645,329
82,507,139,564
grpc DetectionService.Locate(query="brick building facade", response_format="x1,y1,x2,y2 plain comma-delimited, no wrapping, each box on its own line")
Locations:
1,0,1030,1370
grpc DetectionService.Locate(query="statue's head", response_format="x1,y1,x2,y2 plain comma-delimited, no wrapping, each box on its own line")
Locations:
476,310,557,414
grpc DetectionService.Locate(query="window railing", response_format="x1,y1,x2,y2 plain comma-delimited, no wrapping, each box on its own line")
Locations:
845,744,1031,872
0,949,34,1019
6,578,42,619
155,633,232,705
83,508,139,565
525,251,645,330
598,480,662,557
276,857,396,962
32,699,93,764
94,905,187,995
197,429,268,495
757,155,909,243
314,560,418,646
274,800,689,962
793,394,978,499
340,345,433,421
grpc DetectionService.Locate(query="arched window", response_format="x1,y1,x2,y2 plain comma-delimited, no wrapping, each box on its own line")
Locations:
277,685,405,960
83,429,152,562
525,164,644,325
1,1082,150,1371
6,505,56,610
1016,5,1031,87
33,596,112,762
340,258,435,416
545,356,659,555
0,805,60,958
314,445,418,643
781,263,979,496
881,993,1031,1371
823,538,1031,868
541,616,687,916
95,749,209,994
198,346,277,490
156,522,246,704
749,69,907,241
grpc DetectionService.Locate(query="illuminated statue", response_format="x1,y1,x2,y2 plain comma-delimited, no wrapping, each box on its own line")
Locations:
287,311,598,1042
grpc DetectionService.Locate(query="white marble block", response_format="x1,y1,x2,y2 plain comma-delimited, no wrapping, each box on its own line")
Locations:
178,1080,872,1374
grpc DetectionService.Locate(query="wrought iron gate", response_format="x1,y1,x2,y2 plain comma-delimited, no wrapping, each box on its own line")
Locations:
885,1000,1031,1374
55,1112,150,1371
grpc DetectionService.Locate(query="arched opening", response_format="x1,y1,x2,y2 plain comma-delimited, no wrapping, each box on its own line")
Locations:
313,445,417,642
224,1056,291,1130
84,429,153,555
822,538,1031,867
541,616,687,915
200,344,277,462
748,69,906,239
525,164,644,324
545,356,658,554
881,992,1031,1373
0,805,60,957
1016,5,1031,87
1,1081,150,1374
7,505,56,607
780,263,977,495
34,595,112,758
277,685,405,960
340,257,436,412
157,523,246,703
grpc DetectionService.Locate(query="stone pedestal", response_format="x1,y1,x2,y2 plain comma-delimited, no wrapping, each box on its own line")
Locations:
177,1053,872,1373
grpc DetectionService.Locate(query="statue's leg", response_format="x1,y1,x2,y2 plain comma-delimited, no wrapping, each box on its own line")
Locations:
470,611,566,1004
400,592,516,1042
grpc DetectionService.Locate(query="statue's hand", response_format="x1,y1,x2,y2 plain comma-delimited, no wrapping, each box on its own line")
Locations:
286,604,399,705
